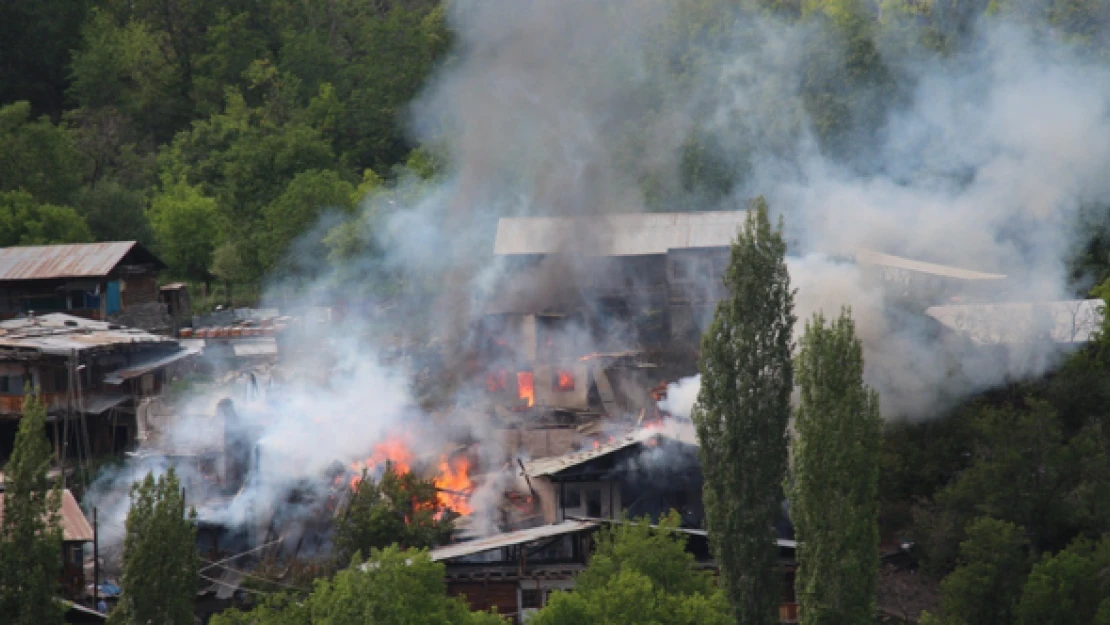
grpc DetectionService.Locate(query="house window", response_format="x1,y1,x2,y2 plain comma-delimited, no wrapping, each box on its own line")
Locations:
563,488,581,509
521,589,543,609
585,489,602,518
0,374,25,395
553,370,574,392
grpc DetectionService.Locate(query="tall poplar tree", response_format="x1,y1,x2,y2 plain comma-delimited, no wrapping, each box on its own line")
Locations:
693,197,795,625
0,390,65,625
112,468,197,625
788,310,882,625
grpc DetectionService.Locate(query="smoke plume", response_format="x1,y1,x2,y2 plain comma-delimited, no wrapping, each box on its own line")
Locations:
87,0,1110,555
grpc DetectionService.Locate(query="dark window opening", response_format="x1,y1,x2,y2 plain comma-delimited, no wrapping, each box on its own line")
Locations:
585,489,602,518
563,488,581,509
521,589,542,609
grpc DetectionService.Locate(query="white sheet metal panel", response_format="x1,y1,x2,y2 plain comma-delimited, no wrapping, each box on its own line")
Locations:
494,212,748,256
429,520,601,561
926,299,1102,345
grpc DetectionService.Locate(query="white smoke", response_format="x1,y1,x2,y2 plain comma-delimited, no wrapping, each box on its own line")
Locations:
86,0,1110,554
659,375,702,420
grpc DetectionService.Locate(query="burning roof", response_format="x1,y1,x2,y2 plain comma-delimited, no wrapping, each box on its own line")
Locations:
521,420,698,478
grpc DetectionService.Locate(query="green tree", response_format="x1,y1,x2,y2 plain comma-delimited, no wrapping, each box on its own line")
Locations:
693,197,795,625
0,391,65,625
112,468,197,625
0,102,87,206
333,463,456,564
71,181,154,245
530,515,731,625
260,168,357,270
213,547,501,625
913,400,1110,573
0,191,93,246
788,309,881,625
148,180,221,281
934,517,1031,625
1016,536,1110,625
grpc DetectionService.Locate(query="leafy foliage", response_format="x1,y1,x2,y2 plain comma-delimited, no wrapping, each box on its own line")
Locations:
0,391,65,625
932,517,1031,625
211,547,502,625
789,309,881,625
332,463,456,564
0,191,93,247
1016,535,1110,625
111,468,197,625
693,197,795,625
530,514,731,625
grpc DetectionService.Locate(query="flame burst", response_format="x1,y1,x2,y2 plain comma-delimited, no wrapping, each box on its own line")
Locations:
434,455,474,515
517,371,535,407
350,438,415,488
348,437,475,516
555,370,575,391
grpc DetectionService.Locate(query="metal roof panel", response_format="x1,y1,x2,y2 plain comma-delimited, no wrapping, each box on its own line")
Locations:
0,241,151,281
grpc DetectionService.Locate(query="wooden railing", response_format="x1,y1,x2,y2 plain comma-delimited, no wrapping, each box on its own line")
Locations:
779,603,799,623
0,393,67,414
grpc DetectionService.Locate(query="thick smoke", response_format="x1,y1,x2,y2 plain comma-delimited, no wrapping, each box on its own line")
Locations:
88,0,1110,557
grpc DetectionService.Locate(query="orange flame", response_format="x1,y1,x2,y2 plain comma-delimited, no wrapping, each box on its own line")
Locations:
434,455,474,515
350,438,415,488
517,371,534,407
486,369,508,392
555,370,575,392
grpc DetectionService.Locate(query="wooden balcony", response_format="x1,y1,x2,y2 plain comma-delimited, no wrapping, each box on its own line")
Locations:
0,392,66,415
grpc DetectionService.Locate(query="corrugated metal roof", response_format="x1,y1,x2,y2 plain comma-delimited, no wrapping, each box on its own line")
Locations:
0,489,94,542
925,299,1102,345
0,313,177,356
0,241,154,281
81,393,130,414
231,339,278,358
101,346,200,384
853,249,1006,281
430,520,601,561
494,211,748,256
569,516,797,548
522,420,699,478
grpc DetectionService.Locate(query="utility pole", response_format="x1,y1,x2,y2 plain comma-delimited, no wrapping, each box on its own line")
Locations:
93,507,99,610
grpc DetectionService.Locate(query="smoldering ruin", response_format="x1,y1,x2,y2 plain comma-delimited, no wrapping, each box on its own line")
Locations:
59,0,1110,621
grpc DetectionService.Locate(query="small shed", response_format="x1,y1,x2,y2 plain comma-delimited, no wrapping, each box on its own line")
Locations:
0,488,94,598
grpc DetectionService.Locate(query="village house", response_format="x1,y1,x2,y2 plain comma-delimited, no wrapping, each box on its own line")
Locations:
0,241,171,332
433,517,798,623
0,313,200,464
0,487,94,599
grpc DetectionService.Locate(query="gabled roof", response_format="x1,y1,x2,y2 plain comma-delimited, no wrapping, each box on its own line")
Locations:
0,489,94,542
494,212,748,256
522,420,698,478
0,241,164,281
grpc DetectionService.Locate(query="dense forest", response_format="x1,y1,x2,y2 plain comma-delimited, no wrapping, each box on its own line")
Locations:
5,0,1110,623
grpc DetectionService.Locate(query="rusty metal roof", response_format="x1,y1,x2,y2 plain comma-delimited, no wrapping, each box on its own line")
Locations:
522,420,699,478
430,520,601,561
0,489,94,542
0,241,163,281
0,313,177,355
